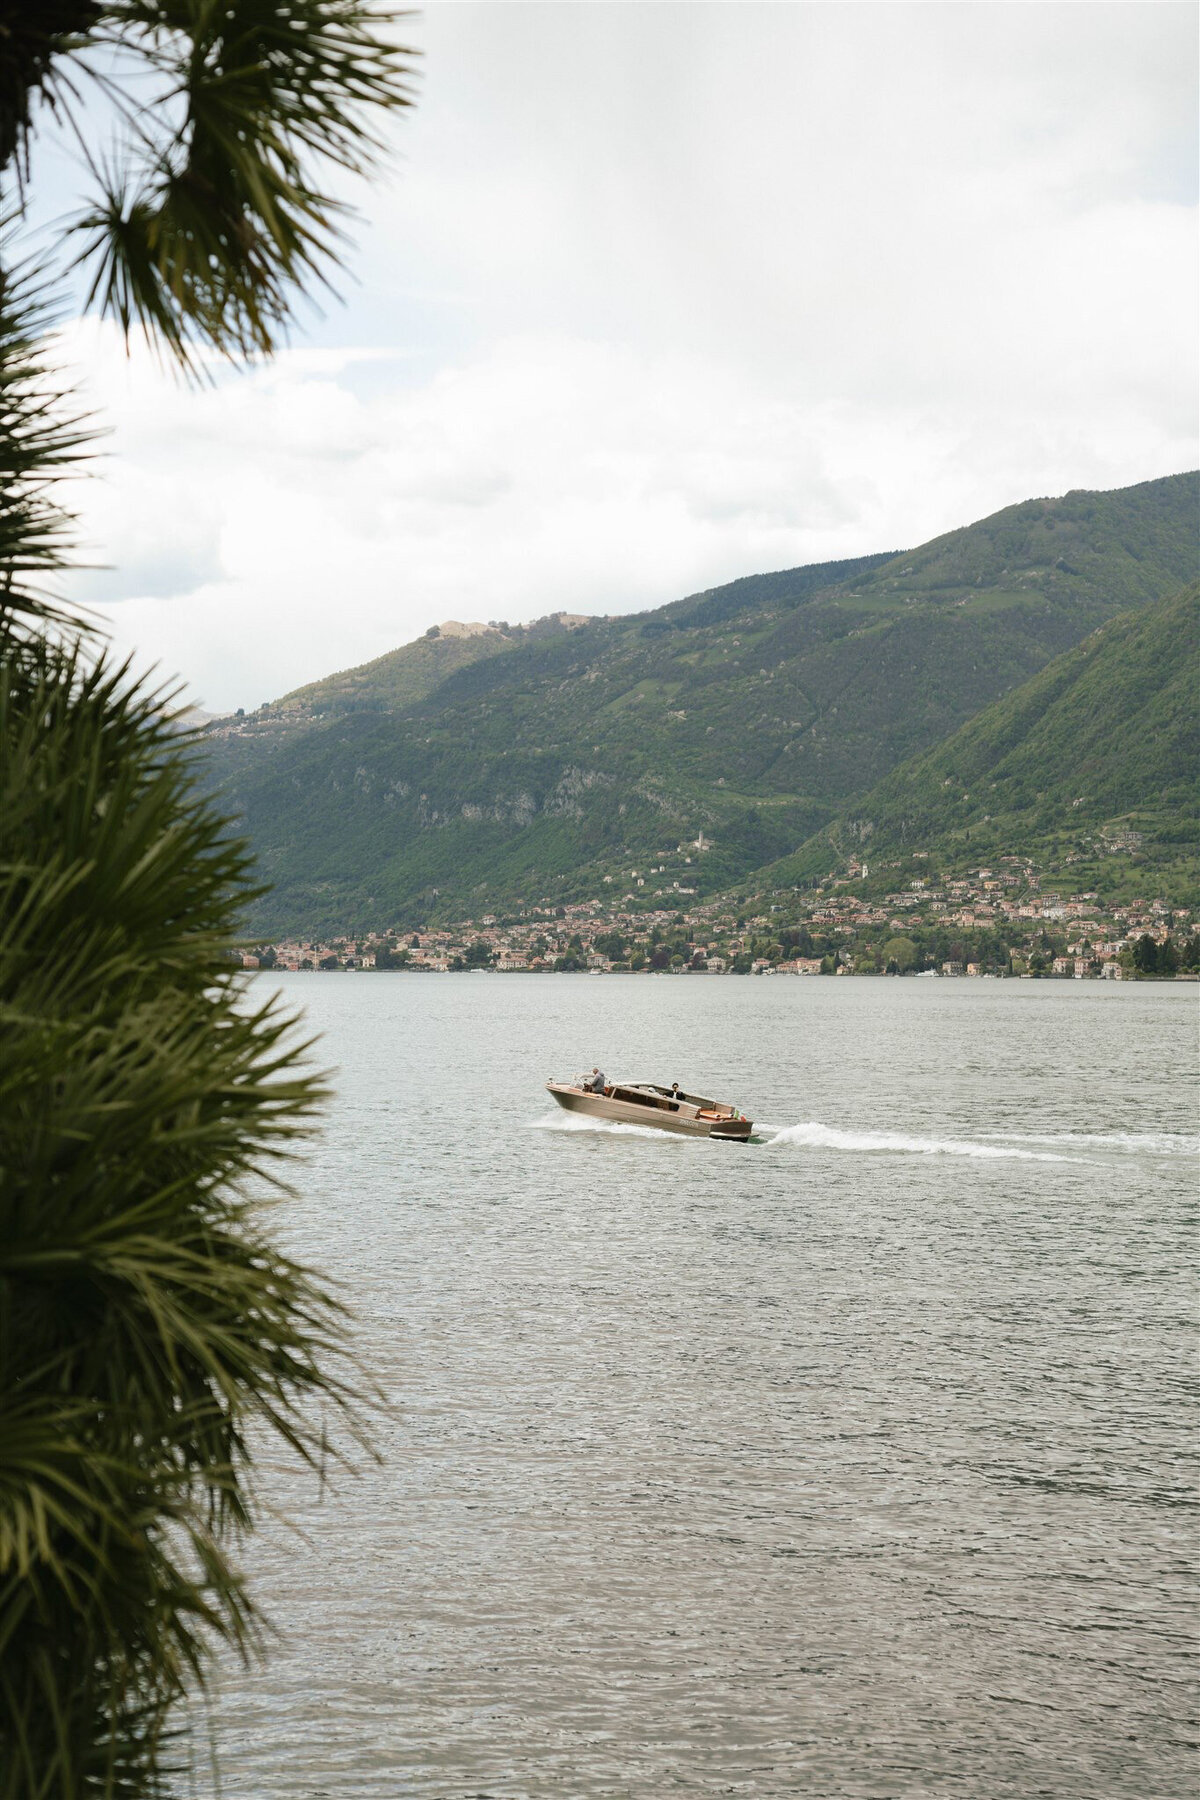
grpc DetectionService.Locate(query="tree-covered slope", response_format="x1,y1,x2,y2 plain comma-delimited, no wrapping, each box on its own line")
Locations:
840,472,1196,615
204,472,1199,933
770,581,1200,895
270,611,593,722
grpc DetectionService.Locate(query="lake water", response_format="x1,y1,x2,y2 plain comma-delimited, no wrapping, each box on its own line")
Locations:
202,975,1198,1799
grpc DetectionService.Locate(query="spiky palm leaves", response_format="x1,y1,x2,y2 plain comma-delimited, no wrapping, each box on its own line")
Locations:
0,259,95,634
0,5,414,1792
8,2,416,373
0,644,358,1797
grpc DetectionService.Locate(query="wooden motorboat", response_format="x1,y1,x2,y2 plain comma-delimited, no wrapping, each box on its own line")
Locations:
545,1078,752,1140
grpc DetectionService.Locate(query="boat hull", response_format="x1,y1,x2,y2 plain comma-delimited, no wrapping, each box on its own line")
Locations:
546,1081,752,1140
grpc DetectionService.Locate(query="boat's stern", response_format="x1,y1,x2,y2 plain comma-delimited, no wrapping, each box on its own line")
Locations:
709,1116,753,1141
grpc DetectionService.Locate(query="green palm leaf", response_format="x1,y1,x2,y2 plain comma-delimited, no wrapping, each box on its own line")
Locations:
0,257,96,632
0,639,372,1796
0,8,413,1788
53,2,419,370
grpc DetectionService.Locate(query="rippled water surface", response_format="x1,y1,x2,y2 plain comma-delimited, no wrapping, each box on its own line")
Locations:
206,976,1197,1798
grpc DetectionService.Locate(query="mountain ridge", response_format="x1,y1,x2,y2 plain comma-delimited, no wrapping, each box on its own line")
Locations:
203,471,1200,933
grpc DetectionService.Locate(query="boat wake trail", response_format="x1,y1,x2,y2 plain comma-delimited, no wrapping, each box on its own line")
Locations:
530,1111,683,1141
979,1129,1199,1159
761,1121,1093,1163
530,1113,1190,1163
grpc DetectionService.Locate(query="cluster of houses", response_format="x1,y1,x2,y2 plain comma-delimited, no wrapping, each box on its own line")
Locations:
772,856,1189,977
239,855,1195,979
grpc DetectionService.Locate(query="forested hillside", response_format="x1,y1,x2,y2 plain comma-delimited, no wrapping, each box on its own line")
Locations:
768,581,1200,898
203,473,1199,933
270,611,593,721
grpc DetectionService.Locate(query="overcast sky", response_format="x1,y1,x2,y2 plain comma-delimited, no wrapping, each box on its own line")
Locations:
37,1,1200,712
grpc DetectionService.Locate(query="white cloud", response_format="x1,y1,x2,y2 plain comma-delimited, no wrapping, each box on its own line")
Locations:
42,1,1198,710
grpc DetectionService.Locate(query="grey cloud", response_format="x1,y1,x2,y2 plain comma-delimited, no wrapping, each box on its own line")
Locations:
54,2,1198,711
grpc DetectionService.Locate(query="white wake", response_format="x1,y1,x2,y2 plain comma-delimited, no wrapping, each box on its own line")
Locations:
761,1121,1091,1163
530,1110,685,1141
531,1111,1192,1164
978,1129,1199,1159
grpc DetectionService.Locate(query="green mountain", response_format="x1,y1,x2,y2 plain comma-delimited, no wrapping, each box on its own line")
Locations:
270,611,592,721
771,580,1200,899
203,472,1199,934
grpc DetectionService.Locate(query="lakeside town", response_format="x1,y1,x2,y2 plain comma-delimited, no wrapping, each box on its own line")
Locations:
244,855,1199,981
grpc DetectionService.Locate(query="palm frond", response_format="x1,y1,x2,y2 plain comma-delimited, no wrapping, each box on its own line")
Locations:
0,2,104,182
0,246,97,634
0,636,373,1796
64,1,419,372
0,10,404,1788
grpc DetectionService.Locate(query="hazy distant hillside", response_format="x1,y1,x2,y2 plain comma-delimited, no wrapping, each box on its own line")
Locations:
771,581,1200,897
203,472,1199,933
267,611,593,721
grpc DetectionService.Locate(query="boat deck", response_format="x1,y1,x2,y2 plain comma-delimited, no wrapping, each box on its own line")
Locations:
546,1079,752,1139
